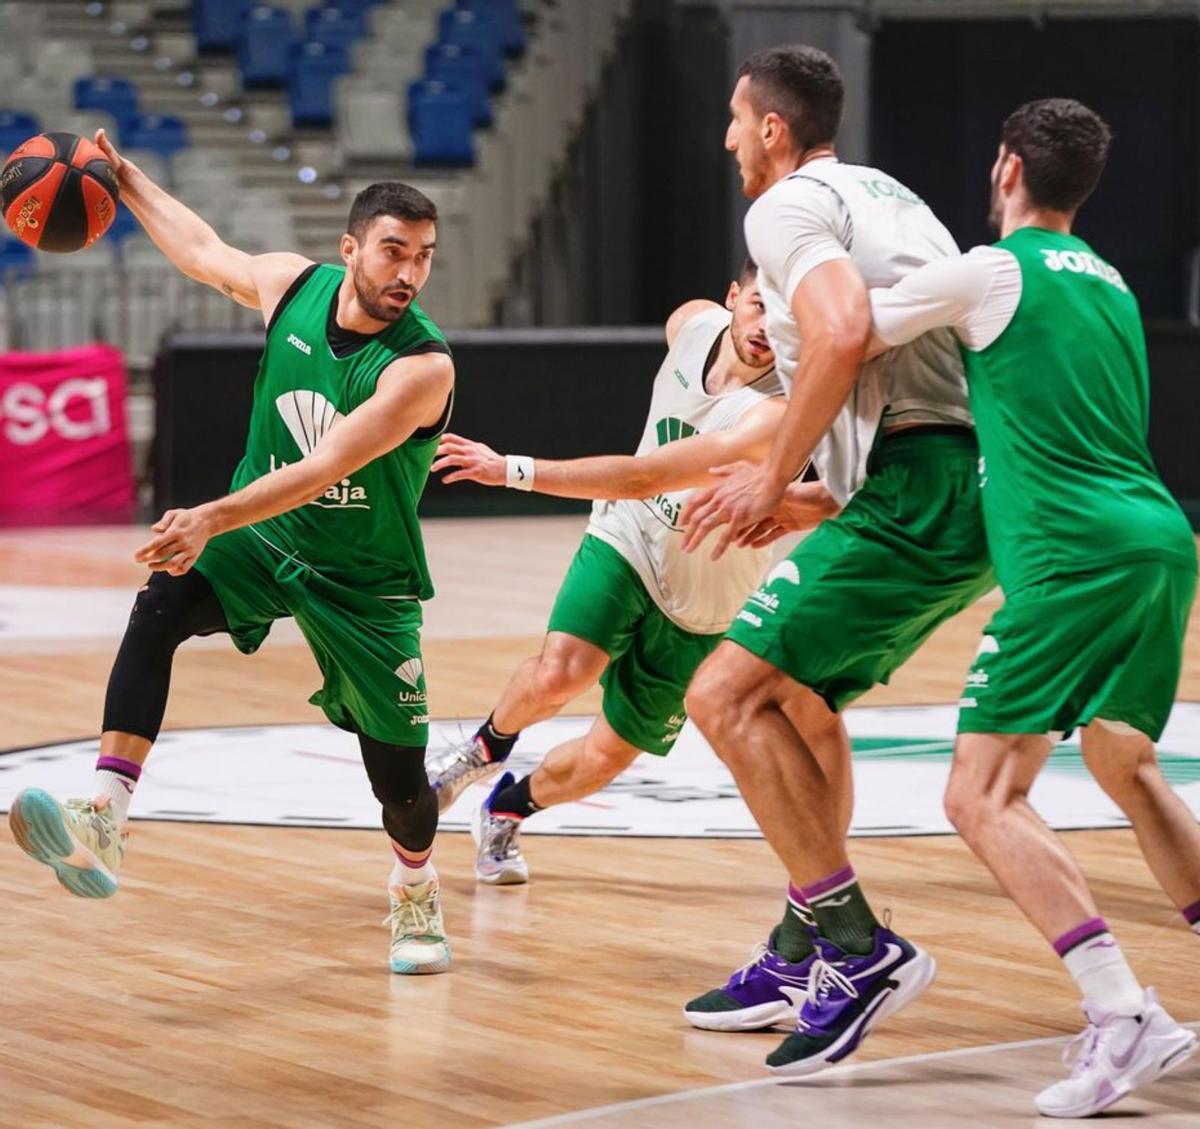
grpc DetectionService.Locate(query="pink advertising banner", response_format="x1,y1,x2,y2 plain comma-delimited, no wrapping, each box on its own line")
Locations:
0,344,135,522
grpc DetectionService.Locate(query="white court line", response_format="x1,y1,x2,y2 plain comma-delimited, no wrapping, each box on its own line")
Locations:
502,1023,1200,1128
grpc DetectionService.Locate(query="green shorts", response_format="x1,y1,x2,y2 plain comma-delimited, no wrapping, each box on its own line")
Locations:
547,535,721,755
726,429,994,711
194,525,429,747
958,559,1196,741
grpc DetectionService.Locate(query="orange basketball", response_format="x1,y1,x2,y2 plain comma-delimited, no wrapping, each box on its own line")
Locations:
0,132,119,252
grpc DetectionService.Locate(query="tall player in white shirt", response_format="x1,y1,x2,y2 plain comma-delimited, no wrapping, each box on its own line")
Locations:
677,46,993,1074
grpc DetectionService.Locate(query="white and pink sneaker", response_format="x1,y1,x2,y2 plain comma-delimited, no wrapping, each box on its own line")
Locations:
1036,988,1196,1118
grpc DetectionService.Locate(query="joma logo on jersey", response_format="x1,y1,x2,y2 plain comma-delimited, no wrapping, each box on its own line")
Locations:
1039,248,1128,292
287,333,312,355
673,368,689,389
859,178,924,206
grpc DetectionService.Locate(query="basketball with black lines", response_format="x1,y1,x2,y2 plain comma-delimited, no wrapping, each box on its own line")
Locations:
1,132,119,252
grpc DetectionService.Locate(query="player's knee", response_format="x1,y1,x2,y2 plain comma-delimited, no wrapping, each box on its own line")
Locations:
584,735,639,784
533,654,592,706
685,663,735,739
126,573,197,652
360,739,438,849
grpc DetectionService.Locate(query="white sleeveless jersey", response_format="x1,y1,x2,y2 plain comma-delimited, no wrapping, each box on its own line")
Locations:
586,307,785,634
746,158,971,503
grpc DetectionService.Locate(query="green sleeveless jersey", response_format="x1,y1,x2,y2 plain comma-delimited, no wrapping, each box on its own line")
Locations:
963,228,1194,593
229,263,451,599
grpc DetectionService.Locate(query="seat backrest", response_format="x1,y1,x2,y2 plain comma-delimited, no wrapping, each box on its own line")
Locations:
407,81,474,167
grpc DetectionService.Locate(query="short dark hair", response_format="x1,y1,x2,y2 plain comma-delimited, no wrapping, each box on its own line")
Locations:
737,45,844,150
347,182,438,239
1001,99,1112,213
738,256,757,284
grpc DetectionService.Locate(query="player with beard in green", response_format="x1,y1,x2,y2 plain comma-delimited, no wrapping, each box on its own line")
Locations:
8,128,458,976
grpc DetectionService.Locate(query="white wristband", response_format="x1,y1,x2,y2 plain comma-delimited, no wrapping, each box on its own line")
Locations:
505,454,535,491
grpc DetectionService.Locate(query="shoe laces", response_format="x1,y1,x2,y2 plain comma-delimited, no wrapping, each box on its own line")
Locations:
1061,1022,1104,1077
383,886,439,941
731,941,771,986
802,958,858,1010
440,736,489,784
483,812,521,860
65,798,128,841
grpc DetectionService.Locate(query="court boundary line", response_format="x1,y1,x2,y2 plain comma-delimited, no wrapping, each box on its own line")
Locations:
502,1023,1200,1128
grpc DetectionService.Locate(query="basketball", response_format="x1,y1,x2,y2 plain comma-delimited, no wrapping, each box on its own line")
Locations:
0,131,119,252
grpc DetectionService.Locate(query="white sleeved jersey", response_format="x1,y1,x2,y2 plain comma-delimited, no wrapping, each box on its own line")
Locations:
745,157,971,503
587,307,785,634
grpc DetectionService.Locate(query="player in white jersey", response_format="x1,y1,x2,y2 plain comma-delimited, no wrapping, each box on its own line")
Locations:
677,46,993,1072
426,263,830,882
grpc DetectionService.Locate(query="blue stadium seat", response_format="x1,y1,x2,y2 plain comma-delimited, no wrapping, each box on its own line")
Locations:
194,0,252,53
424,42,492,129
238,5,295,88
439,7,505,92
408,80,474,167
289,41,351,127
0,236,34,281
0,110,39,157
121,114,190,159
74,77,140,121
304,5,366,49
458,0,525,58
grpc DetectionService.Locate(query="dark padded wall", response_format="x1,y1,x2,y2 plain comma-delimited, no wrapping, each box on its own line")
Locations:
871,17,1200,318
153,330,665,516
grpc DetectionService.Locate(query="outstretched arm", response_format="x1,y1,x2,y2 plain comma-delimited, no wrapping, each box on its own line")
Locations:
681,258,870,557
431,398,785,500
95,129,309,323
135,354,454,574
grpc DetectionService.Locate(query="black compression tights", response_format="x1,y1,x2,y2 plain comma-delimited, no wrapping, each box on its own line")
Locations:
103,572,438,851
359,735,438,854
102,569,229,742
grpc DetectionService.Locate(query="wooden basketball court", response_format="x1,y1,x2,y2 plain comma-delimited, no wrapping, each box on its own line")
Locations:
2,519,1198,1127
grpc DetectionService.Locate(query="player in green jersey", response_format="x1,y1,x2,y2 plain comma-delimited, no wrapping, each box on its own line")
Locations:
8,129,457,975
870,99,1200,1117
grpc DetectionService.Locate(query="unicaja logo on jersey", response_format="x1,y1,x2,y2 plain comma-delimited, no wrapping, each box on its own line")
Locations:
271,391,370,510
396,657,427,707
396,657,423,688
747,560,800,615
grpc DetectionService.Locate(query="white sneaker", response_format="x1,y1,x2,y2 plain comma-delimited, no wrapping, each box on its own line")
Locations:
1035,988,1197,1118
385,877,451,975
471,771,529,885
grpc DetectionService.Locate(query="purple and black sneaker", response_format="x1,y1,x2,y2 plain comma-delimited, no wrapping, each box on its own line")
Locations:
766,926,937,1075
684,928,816,1031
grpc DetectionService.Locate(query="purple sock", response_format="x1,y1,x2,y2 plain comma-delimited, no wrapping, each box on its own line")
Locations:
1183,899,1200,933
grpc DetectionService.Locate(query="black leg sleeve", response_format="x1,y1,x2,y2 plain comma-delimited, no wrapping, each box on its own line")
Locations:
101,569,229,742
358,735,438,853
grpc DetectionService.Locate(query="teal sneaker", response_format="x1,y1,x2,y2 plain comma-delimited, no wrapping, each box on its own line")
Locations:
8,788,126,898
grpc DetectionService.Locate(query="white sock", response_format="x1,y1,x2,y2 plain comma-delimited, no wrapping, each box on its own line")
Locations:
1058,922,1144,1016
93,760,140,827
390,855,435,889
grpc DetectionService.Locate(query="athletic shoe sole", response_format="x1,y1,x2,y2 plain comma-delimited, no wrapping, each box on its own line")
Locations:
683,999,799,1032
8,788,118,899
767,947,938,1077
390,948,452,975
1036,1027,1198,1118
476,864,529,886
